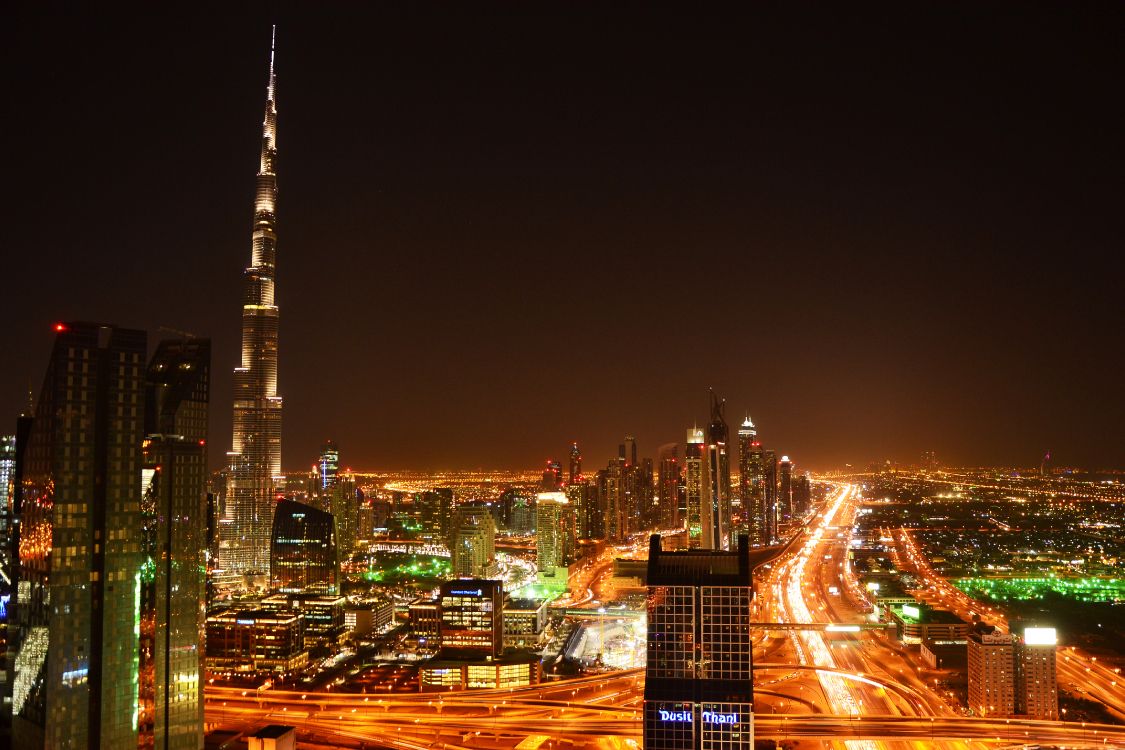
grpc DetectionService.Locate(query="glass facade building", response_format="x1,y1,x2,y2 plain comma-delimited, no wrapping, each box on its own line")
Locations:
8,323,147,749
143,338,210,750
644,534,759,750
270,500,337,595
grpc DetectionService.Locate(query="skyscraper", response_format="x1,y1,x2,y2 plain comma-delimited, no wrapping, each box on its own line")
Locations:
270,500,338,595
778,455,793,523
318,440,339,491
450,503,496,578
683,428,708,549
657,444,681,530
536,491,575,579
222,27,284,575
9,323,146,749
737,419,774,546
706,391,731,542
736,417,755,512
568,441,582,485
143,338,210,750
644,534,755,750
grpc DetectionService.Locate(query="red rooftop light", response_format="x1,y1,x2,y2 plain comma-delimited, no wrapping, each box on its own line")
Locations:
54,323,66,332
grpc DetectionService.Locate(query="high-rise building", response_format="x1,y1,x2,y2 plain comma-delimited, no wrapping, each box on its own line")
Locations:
738,419,775,546
967,630,1017,717
683,428,708,548
968,625,1057,719
541,460,563,491
450,504,496,578
270,500,338,595
536,491,575,575
791,475,811,518
143,338,210,750
567,480,598,541
778,456,793,523
706,391,731,539
416,488,452,544
1017,627,1059,719
329,474,359,560
568,442,582,485
624,436,637,467
762,449,777,537
318,441,339,491
9,322,146,749
222,28,284,575
644,534,755,750
704,441,729,551
657,444,681,530
1,433,16,587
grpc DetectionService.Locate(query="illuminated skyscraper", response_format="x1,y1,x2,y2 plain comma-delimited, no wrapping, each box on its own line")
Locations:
450,503,496,578
706,391,731,532
222,27,283,575
683,427,708,548
644,534,756,750
9,323,146,749
536,491,575,573
143,338,210,750
657,444,681,529
318,440,339,490
738,419,774,546
568,442,582,484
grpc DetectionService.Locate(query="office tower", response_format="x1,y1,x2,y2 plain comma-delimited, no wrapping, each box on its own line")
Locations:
921,450,938,471
1039,450,1051,477
704,441,728,551
438,579,504,659
223,28,284,575
568,442,582,484
536,491,575,573
1017,627,1058,719
9,322,146,749
640,456,656,527
143,338,210,750
416,488,452,544
624,435,637,467
706,391,731,532
792,475,811,518
318,440,339,490
762,450,777,537
541,460,563,491
683,427,708,549
329,473,359,559
597,459,625,541
968,630,1017,717
270,500,338,594
657,444,681,529
566,480,598,540
738,419,774,546
778,456,793,523
644,534,754,750
450,504,496,578
1,434,15,580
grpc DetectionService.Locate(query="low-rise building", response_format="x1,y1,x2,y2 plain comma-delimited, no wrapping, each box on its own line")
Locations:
920,639,968,669
205,609,308,676
886,602,971,644
503,598,548,649
418,651,541,692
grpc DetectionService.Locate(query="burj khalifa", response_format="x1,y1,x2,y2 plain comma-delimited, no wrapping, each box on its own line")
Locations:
221,27,283,574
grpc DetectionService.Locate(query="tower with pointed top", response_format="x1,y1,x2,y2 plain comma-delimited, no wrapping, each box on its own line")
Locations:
220,27,283,575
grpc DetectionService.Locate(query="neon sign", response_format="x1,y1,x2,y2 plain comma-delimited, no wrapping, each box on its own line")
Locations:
658,710,740,724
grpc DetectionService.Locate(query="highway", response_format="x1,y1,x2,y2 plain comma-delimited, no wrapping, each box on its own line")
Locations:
204,483,1125,748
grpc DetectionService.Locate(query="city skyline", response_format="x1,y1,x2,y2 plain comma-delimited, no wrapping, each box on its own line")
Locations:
5,5,1124,473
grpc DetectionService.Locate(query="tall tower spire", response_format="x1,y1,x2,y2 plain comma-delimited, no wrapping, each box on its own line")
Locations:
221,28,284,576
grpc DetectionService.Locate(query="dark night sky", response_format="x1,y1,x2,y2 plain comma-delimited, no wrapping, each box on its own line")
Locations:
4,3,1123,472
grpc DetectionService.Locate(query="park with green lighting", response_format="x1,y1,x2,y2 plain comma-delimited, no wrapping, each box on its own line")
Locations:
357,552,451,584
953,576,1125,603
